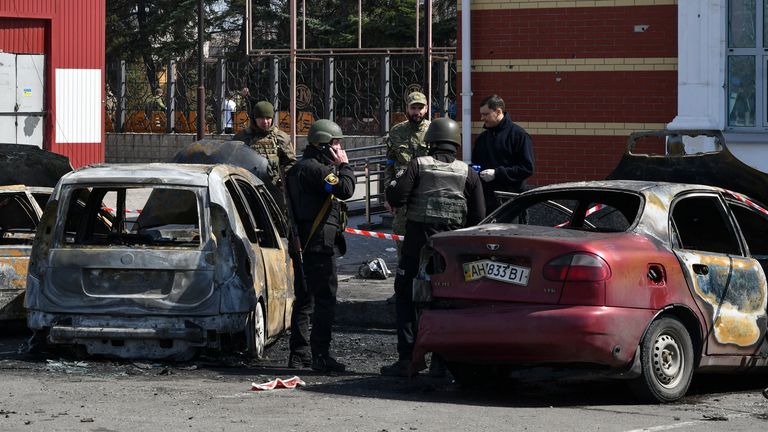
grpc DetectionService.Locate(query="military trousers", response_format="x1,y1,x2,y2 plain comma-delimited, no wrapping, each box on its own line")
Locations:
394,254,419,361
289,252,338,358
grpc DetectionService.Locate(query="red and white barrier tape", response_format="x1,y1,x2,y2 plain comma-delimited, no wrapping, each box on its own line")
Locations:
344,227,404,241
554,204,605,228
102,207,142,214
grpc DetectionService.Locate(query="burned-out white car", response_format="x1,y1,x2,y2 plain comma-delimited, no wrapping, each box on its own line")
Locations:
0,144,70,321
25,163,294,360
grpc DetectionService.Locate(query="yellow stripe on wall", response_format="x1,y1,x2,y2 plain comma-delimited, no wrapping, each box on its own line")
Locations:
470,121,668,136
459,0,677,11
458,58,677,72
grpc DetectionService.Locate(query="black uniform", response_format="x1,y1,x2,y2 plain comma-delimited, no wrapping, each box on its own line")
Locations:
471,112,534,212
385,149,485,363
286,144,355,363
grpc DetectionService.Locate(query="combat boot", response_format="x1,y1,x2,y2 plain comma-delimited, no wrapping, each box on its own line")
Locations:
287,352,312,369
311,354,346,373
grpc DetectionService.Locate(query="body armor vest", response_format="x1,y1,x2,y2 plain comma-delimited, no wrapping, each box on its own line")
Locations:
249,128,281,180
406,156,469,226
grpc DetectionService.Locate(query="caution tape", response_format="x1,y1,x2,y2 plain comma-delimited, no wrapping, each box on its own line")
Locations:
102,207,142,214
344,227,404,241
100,207,404,241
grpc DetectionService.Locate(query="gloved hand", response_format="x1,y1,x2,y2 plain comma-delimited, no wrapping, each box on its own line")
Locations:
479,169,496,182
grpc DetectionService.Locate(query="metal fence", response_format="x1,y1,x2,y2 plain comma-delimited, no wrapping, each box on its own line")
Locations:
106,52,457,136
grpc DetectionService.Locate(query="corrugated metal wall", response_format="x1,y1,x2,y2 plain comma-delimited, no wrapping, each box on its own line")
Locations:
0,18,45,54
0,0,105,167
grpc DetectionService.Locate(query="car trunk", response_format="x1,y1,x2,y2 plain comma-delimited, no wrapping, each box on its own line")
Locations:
40,247,218,315
429,224,622,305
36,184,220,316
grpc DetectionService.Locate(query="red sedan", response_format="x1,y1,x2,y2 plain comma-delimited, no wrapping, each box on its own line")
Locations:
413,137,768,402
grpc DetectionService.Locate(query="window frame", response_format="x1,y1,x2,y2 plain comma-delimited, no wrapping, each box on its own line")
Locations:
727,0,768,130
669,192,743,255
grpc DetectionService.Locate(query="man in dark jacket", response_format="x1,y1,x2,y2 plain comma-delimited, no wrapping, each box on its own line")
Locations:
285,119,355,373
472,94,534,213
380,117,486,377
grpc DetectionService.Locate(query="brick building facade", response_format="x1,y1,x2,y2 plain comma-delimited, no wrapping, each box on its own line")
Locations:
459,0,678,186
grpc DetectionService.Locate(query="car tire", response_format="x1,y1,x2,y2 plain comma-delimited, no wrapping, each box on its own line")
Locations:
245,303,266,359
630,317,694,403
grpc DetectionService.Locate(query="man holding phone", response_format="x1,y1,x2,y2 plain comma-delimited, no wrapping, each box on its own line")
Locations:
285,119,356,373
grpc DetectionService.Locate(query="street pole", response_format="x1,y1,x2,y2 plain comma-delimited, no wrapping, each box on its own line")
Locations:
358,0,362,49
302,0,306,50
196,0,205,140
290,0,297,151
424,0,432,120
416,0,419,48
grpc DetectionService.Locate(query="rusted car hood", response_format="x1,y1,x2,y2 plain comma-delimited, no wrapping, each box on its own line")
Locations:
0,144,72,187
607,130,768,207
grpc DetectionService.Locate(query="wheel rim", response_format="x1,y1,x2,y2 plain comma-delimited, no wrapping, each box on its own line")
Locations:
248,305,265,358
652,332,684,388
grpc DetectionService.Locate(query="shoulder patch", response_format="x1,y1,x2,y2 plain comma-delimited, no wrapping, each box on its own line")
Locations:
324,173,339,185
395,168,405,179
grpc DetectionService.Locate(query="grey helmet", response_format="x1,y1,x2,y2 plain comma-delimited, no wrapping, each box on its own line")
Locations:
308,119,344,144
424,117,461,151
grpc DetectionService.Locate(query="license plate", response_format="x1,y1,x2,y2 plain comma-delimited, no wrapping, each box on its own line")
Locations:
463,259,530,286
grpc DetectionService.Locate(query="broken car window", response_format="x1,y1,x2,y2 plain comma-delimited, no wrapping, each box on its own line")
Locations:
62,186,201,247
727,200,768,273
225,179,259,244
235,179,279,248
488,190,641,232
0,193,38,245
671,195,740,255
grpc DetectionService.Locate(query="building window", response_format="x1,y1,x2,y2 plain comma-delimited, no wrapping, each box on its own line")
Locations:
728,0,766,129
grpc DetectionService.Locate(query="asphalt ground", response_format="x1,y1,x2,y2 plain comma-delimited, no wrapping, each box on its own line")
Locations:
334,214,399,328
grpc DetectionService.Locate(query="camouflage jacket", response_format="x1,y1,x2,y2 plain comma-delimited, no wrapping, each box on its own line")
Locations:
233,125,297,181
384,118,431,183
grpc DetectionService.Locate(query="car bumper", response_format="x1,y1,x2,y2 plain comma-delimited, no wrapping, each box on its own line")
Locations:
413,304,656,369
28,311,247,360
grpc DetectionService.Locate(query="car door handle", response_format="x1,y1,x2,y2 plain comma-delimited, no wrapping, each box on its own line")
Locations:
692,264,709,275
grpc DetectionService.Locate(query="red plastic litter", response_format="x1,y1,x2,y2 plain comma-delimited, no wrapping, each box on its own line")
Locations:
250,376,306,391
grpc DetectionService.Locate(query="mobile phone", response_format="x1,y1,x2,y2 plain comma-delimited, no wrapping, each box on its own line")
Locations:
319,143,334,159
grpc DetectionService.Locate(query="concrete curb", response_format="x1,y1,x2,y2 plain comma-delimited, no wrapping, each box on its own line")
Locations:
336,299,396,329
335,275,396,328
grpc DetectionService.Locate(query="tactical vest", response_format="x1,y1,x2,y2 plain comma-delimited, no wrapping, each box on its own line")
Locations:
249,128,281,180
406,156,469,226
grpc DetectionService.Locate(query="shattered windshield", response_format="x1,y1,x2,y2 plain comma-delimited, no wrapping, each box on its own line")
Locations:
0,192,39,245
485,189,643,233
61,185,203,247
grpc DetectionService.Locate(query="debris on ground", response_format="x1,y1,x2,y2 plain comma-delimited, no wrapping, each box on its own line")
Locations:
358,258,391,280
251,376,306,391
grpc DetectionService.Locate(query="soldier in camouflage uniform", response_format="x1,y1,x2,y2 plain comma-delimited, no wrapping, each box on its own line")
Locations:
233,100,297,189
384,91,431,255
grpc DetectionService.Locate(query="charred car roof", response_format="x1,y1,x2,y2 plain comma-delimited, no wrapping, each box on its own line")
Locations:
60,163,265,187
607,129,768,207
0,144,72,187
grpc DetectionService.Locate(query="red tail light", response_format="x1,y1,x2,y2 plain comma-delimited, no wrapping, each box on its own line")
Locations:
543,253,611,282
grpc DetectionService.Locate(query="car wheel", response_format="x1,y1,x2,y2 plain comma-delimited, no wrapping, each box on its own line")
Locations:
630,317,694,403
245,303,266,359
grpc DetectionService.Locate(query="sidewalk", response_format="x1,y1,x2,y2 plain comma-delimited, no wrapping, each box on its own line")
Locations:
334,214,398,328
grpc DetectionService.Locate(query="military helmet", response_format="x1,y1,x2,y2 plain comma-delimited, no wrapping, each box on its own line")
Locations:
251,100,275,119
307,119,344,144
424,117,461,149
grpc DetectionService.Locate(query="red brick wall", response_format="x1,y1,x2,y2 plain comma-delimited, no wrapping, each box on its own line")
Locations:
469,71,677,123
463,6,677,60
460,4,678,186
